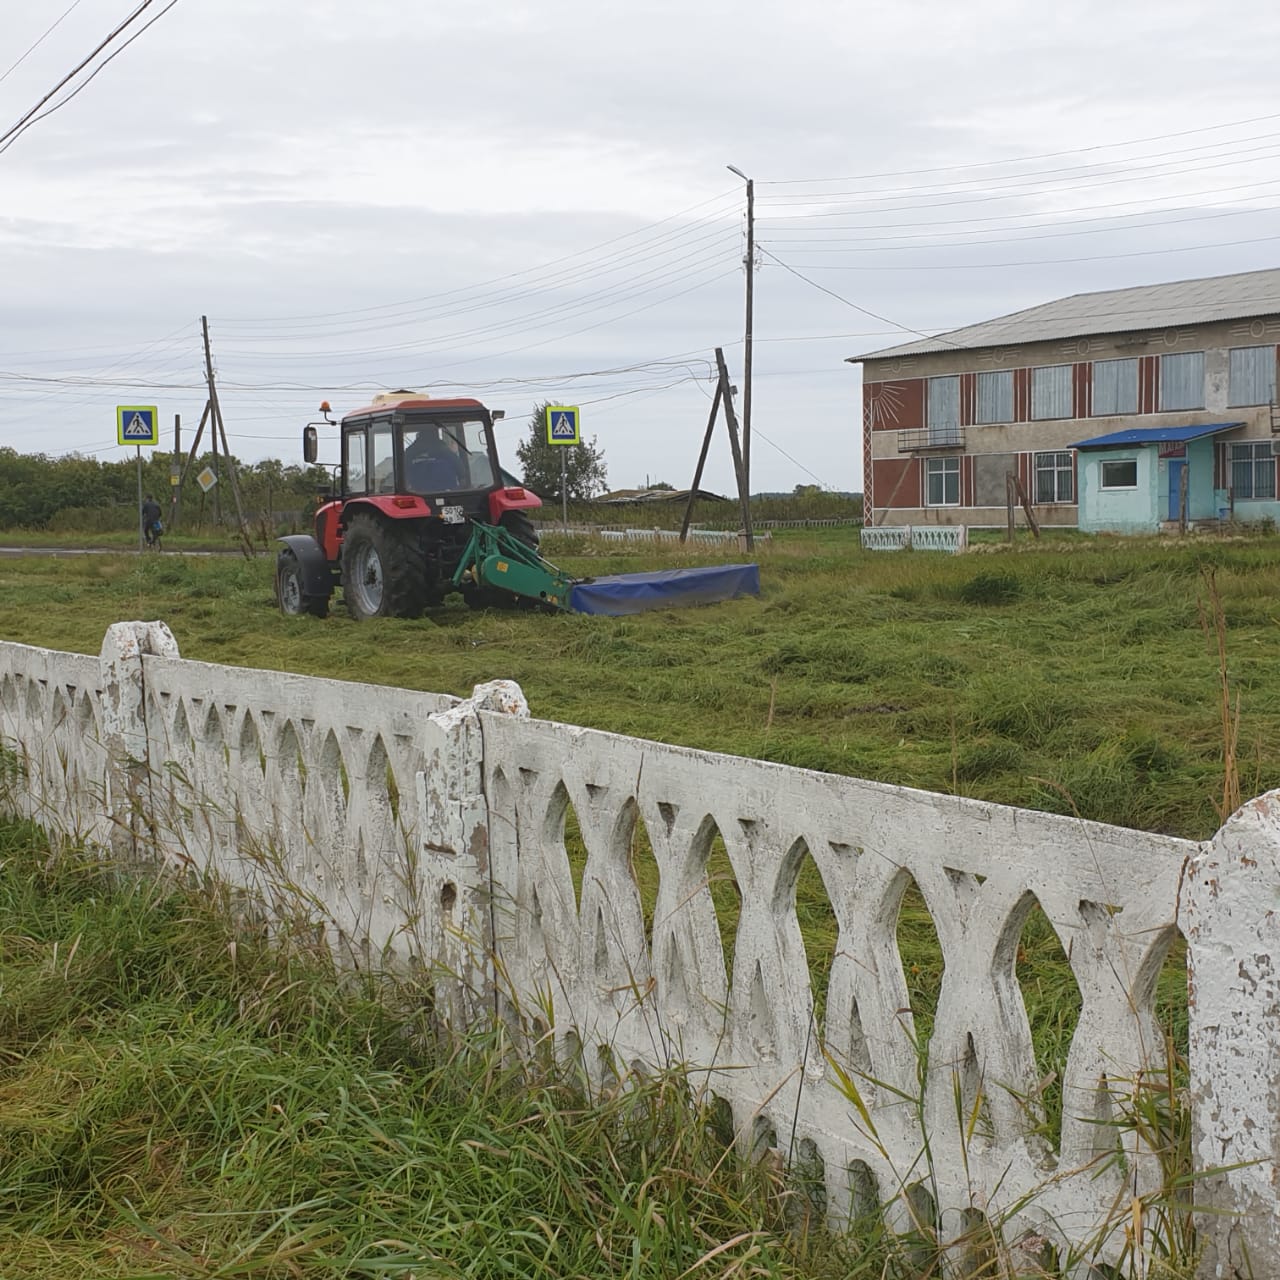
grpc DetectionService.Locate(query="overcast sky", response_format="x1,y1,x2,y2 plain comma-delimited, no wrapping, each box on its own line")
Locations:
4,0,1280,497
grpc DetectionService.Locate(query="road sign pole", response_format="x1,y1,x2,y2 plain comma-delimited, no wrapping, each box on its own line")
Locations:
136,445,144,552
561,448,568,533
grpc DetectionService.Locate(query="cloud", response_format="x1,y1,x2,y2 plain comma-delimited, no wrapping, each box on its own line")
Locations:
2,0,1280,494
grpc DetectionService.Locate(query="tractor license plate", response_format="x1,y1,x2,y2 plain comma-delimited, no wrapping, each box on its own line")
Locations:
440,505,465,524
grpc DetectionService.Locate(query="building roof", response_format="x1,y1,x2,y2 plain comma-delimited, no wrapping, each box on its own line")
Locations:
1069,422,1244,450
848,267,1280,363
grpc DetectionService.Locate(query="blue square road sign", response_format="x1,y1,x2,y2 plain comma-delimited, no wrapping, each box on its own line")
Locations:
117,405,160,447
545,406,580,446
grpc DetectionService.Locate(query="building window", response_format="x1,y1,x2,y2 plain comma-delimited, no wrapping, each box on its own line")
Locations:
1031,364,1072,419
1092,358,1138,416
1100,458,1138,489
1229,441,1276,500
927,375,960,443
1229,346,1277,407
1035,451,1074,503
925,456,960,506
1159,351,1204,411
975,370,1013,424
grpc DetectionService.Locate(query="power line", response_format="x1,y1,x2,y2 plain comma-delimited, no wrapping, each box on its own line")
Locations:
0,0,179,156
0,0,88,87
766,202,1280,255
756,247,971,350
756,143,1280,224
759,111,1280,186
778,230,1280,272
217,188,741,327
757,129,1280,207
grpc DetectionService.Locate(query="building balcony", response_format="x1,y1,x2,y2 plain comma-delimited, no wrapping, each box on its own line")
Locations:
897,427,965,452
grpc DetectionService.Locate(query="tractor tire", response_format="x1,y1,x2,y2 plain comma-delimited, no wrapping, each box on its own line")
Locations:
463,511,544,611
341,514,431,620
501,510,540,551
276,549,329,618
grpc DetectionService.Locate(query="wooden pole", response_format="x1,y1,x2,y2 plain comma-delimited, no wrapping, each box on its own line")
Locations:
714,347,754,551
202,315,222,523
1006,472,1015,543
202,314,251,544
1012,473,1040,538
1179,463,1189,534
680,381,722,544
174,400,211,532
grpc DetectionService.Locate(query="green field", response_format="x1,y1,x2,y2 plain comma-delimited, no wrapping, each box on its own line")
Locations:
0,529,1259,1276
2,526,1276,840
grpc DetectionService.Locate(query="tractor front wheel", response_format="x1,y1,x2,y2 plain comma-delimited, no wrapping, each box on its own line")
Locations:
341,514,431,620
276,549,329,618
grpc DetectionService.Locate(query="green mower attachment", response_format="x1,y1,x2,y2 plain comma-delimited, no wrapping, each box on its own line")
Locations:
452,520,578,610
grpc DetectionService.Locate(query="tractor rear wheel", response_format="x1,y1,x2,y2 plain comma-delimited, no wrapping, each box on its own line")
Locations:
276,548,329,618
341,514,431,620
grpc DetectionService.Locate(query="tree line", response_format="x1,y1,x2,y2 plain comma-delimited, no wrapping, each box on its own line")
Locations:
0,447,330,531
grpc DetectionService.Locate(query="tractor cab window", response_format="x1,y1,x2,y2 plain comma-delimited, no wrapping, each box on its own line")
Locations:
402,417,494,494
344,427,368,495
370,421,395,494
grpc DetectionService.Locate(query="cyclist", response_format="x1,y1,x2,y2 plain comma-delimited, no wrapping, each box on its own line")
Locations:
141,494,164,548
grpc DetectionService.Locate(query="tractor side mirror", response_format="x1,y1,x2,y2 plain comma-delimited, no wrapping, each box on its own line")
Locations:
303,426,318,464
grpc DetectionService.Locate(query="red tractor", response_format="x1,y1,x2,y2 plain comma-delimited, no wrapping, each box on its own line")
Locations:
275,392,543,619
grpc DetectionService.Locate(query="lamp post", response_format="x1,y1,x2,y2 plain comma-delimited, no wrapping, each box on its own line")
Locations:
727,164,754,496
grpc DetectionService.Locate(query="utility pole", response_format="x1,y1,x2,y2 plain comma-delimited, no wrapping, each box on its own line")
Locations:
200,314,251,544
727,164,754,497
202,315,221,523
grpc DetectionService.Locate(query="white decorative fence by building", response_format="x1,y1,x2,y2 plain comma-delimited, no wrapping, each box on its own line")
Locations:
1,622,1276,1279
862,525,968,553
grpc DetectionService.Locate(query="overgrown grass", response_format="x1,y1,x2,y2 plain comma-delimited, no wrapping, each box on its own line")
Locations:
0,819,879,1279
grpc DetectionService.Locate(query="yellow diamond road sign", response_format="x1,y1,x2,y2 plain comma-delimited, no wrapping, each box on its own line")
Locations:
196,466,218,493
545,406,580,446
116,405,159,447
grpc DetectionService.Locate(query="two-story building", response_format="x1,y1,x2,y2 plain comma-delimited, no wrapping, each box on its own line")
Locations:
849,268,1280,533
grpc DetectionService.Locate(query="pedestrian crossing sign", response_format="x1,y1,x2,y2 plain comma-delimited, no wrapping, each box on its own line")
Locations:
545,405,580,446
116,405,160,447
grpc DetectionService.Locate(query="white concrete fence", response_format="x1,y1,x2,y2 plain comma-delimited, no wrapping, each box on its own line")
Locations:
0,622,1276,1278
861,525,969,553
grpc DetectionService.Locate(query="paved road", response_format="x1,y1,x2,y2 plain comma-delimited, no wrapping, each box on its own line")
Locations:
0,546,236,558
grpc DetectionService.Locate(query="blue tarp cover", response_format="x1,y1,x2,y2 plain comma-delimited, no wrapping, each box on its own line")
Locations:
569,563,760,616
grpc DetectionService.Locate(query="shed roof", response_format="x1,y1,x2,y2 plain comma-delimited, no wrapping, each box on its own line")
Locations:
1069,422,1244,450
848,267,1280,362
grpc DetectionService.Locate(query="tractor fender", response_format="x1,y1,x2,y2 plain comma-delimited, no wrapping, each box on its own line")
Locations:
277,534,334,598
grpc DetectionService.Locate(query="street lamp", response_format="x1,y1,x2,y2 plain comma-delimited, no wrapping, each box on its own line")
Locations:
727,164,754,495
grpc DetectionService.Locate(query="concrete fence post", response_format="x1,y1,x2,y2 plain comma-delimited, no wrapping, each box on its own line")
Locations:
417,679,528,1027
1181,791,1280,1279
98,621,179,863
